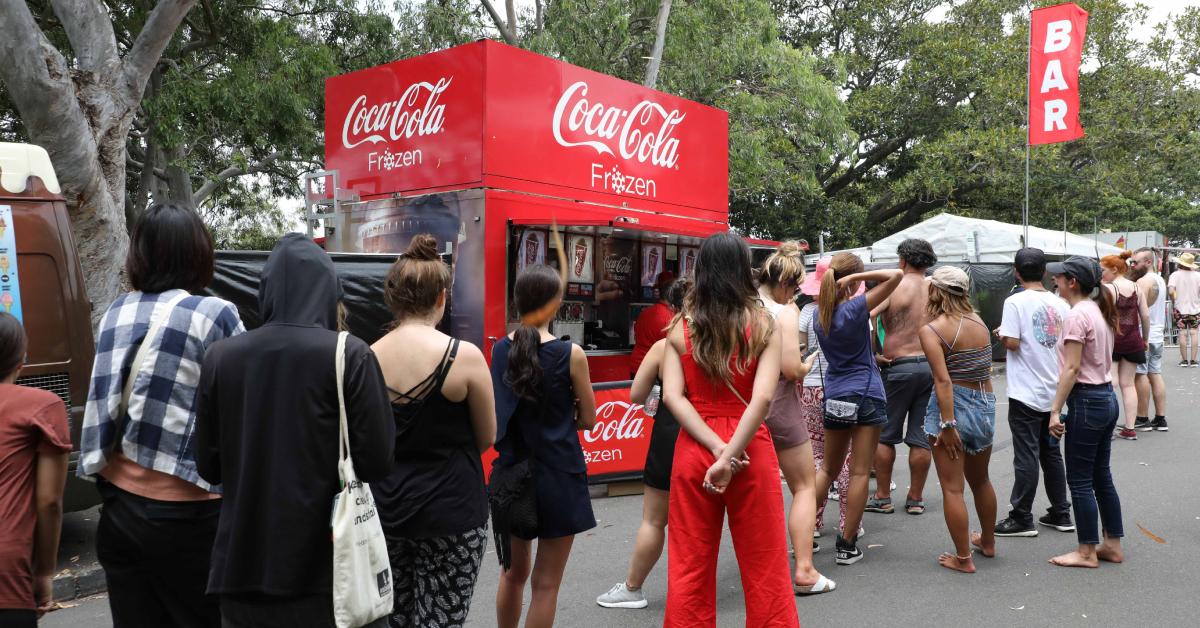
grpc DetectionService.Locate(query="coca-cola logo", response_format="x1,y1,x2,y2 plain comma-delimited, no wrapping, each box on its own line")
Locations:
582,401,647,443
552,81,685,169
603,254,632,276
341,77,453,149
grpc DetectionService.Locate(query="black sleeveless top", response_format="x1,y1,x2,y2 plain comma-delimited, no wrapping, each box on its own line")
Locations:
372,339,488,538
492,338,587,474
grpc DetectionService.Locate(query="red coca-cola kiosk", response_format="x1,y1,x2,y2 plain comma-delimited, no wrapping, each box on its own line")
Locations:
321,40,743,482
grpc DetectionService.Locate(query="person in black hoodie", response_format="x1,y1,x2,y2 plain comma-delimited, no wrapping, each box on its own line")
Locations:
194,234,394,627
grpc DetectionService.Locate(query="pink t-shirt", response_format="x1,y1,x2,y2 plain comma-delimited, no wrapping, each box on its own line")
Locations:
1057,299,1114,384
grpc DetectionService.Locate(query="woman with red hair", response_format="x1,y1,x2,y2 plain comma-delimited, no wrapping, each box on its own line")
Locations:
1099,252,1149,441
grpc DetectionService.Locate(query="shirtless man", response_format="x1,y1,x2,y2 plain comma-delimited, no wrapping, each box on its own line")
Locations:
866,239,936,516
1129,248,1168,432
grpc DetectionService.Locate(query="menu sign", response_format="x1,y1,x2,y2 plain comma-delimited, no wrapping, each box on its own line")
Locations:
679,246,699,278
568,234,595,284
0,206,22,322
640,243,664,288
517,229,547,273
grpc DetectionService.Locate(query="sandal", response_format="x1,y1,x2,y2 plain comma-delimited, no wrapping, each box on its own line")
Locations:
864,497,894,514
905,499,925,515
794,574,837,596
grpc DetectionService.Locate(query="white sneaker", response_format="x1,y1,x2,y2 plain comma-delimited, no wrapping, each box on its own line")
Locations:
597,582,648,609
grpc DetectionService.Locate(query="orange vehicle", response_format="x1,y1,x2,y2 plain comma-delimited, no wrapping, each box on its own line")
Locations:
0,143,97,510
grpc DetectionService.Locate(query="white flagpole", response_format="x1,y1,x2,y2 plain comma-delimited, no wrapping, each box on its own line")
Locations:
1024,5,1032,246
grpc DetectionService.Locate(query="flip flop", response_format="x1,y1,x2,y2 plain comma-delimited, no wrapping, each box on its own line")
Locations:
905,499,925,515
794,574,837,596
865,497,894,513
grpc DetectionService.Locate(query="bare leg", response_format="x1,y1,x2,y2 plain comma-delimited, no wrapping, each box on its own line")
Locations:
1117,360,1138,429
1180,326,1190,363
815,429,852,512
908,446,932,502
929,436,975,573
497,538,533,628
1149,373,1167,417
779,442,822,586
963,448,997,558
526,536,575,628
872,443,896,500
1135,373,1151,419
843,426,882,542
624,487,669,590
1190,329,1199,362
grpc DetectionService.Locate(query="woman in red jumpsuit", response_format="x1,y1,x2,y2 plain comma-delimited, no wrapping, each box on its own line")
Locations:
661,232,799,627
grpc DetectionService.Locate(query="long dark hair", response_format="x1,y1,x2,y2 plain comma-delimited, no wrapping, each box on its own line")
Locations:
684,232,770,382
0,312,26,381
506,264,563,400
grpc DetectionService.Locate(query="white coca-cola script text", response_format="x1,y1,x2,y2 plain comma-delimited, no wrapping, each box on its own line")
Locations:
552,81,685,169
341,77,452,149
583,401,646,443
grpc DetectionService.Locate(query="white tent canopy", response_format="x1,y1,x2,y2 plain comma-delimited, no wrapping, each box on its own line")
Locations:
868,213,1121,263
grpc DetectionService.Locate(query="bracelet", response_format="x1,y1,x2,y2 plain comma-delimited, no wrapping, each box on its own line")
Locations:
939,419,958,430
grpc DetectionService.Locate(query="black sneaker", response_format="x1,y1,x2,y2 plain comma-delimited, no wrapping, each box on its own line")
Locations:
994,517,1038,537
1150,416,1169,432
1039,513,1076,533
835,536,863,565
1133,417,1153,431
813,540,820,554
1180,360,1191,367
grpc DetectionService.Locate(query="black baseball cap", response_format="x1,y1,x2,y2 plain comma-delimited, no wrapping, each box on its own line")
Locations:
1046,256,1102,292
1014,248,1047,279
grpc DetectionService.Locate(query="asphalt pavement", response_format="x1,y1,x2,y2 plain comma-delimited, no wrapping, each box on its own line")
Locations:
42,361,1200,627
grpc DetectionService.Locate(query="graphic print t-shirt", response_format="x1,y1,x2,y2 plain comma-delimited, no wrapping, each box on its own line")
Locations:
999,289,1069,411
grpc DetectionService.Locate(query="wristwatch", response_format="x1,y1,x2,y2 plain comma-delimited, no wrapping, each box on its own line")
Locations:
939,419,958,431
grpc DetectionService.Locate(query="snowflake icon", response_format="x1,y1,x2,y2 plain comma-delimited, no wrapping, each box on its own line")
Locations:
610,166,627,195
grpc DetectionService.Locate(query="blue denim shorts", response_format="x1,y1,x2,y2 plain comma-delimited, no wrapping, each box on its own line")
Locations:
824,395,888,430
924,385,997,455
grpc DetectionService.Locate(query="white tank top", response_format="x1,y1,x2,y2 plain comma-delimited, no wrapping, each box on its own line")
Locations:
1147,272,1167,344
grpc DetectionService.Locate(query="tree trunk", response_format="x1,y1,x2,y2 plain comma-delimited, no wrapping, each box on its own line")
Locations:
643,0,672,89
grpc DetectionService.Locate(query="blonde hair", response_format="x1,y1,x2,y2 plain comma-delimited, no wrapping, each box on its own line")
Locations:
817,253,864,332
758,241,806,289
927,287,976,319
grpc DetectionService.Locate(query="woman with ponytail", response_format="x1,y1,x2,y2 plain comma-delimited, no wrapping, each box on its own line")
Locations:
1045,256,1125,568
370,234,497,627
491,263,596,628
812,253,902,566
755,242,830,594
1099,251,1150,440
661,232,796,627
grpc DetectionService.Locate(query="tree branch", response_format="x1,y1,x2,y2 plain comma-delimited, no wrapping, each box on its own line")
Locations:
0,0,106,203
120,0,199,105
49,0,120,76
643,0,672,89
822,135,909,196
480,0,516,45
192,151,282,207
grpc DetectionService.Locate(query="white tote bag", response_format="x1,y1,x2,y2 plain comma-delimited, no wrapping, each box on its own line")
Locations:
331,332,393,628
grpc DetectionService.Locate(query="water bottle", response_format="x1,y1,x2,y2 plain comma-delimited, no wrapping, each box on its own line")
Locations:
1048,406,1066,447
644,384,662,417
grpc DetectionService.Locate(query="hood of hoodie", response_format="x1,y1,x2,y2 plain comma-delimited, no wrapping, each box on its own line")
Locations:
259,233,342,328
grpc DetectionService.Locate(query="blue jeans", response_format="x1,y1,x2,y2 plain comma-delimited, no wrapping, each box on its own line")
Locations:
1064,383,1124,546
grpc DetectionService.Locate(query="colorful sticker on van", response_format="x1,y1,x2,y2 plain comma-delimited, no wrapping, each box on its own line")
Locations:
0,205,23,323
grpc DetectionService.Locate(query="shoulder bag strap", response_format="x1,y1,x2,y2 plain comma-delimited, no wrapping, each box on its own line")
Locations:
117,292,191,435
724,378,750,408
335,331,351,485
